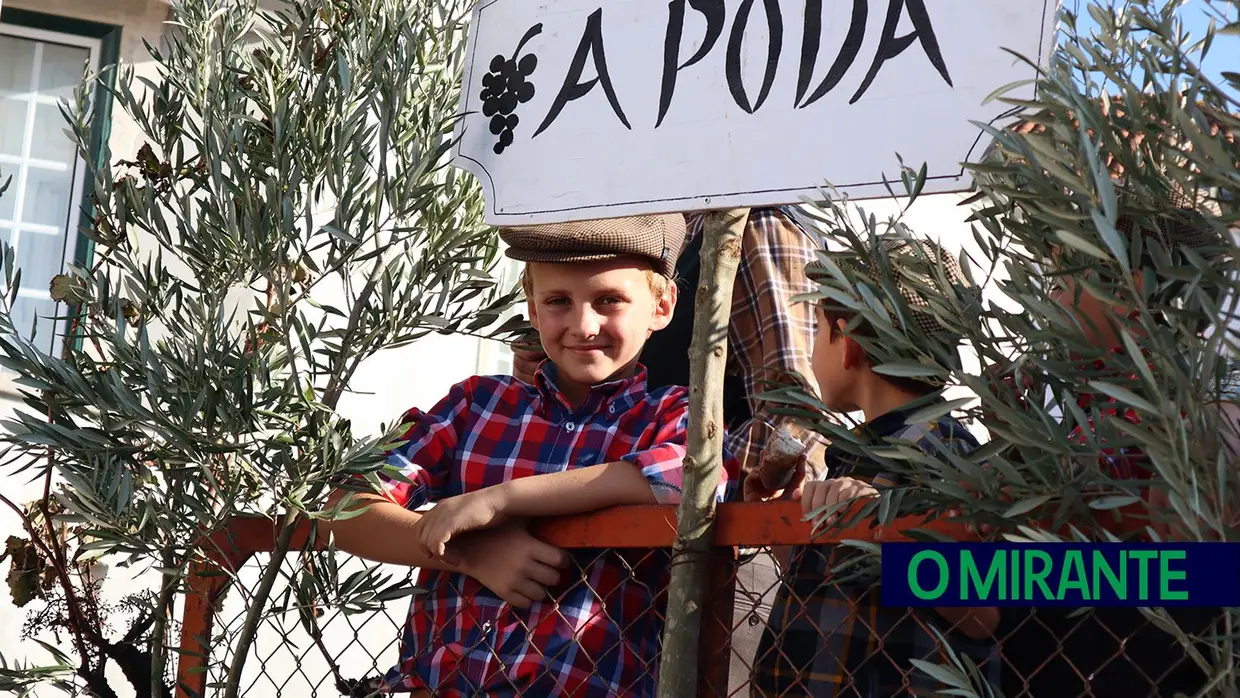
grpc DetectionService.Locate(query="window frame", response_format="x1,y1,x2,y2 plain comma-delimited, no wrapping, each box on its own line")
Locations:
0,8,121,363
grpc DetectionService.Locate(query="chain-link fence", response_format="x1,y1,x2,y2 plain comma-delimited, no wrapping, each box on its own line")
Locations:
712,546,1225,698
194,551,409,697
175,504,1227,698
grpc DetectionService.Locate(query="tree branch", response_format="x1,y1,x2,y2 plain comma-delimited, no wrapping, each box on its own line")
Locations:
0,491,97,672
221,514,300,698
322,254,386,409
147,543,180,698
656,207,749,698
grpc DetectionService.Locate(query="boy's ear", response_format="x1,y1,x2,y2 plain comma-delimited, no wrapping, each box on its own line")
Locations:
648,282,678,332
833,318,850,342
842,336,866,371
835,319,866,370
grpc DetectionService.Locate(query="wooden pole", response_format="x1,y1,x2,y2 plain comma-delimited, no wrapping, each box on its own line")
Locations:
656,207,749,698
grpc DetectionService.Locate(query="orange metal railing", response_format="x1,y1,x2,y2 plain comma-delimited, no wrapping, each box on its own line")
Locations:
174,501,1151,698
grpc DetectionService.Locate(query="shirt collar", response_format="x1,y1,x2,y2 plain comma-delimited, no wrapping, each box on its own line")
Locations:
824,393,946,478
533,360,649,415
828,393,947,454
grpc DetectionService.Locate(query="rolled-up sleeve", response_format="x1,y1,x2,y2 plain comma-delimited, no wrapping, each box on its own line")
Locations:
379,378,473,509
620,394,742,504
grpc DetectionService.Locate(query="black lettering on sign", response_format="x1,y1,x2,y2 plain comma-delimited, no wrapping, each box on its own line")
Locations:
796,0,867,108
657,0,725,128
533,8,631,138
851,0,952,105
725,0,783,113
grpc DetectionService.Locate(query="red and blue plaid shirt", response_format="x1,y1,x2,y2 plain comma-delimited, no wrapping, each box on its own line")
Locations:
1069,350,1153,486
378,362,739,696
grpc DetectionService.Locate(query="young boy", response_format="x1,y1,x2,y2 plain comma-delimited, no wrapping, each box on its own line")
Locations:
751,235,1000,697
321,214,739,697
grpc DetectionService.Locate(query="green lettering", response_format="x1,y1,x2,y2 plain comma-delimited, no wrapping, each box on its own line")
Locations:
962,550,1004,601
1092,550,1126,599
1011,545,1020,600
908,551,949,600
1024,550,1055,600
1130,550,1158,600
1159,550,1189,601
1058,550,1089,601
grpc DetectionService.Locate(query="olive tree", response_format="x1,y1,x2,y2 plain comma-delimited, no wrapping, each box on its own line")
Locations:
0,1,521,696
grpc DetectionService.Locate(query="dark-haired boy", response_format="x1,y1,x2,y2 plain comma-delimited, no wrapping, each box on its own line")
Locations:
751,235,1000,697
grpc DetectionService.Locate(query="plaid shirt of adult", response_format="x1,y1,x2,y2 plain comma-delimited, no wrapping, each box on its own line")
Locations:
377,362,739,697
751,400,1001,697
1069,351,1152,485
684,207,825,474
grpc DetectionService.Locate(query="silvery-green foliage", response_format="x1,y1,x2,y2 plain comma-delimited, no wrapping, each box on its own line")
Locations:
775,0,1239,694
0,0,521,695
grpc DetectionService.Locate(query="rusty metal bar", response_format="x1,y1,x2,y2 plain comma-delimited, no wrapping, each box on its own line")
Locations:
173,501,1150,695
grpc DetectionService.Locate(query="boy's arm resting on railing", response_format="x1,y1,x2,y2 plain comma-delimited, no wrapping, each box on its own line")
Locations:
320,491,570,608
319,492,454,569
418,461,663,559
418,392,729,558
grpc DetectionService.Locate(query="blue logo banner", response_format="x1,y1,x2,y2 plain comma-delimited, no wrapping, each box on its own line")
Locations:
881,543,1240,607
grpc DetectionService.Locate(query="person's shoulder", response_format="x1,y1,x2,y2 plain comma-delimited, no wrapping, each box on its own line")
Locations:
750,206,822,240
627,366,688,404
895,415,980,455
468,373,525,391
643,383,689,409
424,374,532,413
463,373,538,405
618,382,689,423
647,382,688,400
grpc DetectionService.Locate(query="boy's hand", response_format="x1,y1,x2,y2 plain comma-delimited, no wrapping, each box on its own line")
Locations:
455,522,570,608
512,348,546,384
510,333,546,384
419,488,510,559
745,434,825,502
801,477,878,525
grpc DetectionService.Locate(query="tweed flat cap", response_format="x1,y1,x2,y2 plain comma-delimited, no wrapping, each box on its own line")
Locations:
806,235,974,340
1112,187,1227,255
499,214,686,277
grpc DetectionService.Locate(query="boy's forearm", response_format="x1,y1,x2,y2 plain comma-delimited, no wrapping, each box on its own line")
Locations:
319,492,465,571
495,461,658,517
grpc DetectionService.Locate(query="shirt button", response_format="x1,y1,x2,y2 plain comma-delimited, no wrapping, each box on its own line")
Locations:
565,422,576,432
608,405,616,414
482,621,493,632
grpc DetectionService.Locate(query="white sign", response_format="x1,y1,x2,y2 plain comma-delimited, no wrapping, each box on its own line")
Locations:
451,0,1058,225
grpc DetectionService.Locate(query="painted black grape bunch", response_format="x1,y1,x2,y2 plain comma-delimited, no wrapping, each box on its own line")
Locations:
480,24,543,155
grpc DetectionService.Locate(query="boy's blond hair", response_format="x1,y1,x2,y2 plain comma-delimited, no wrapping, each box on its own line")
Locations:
519,260,675,302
